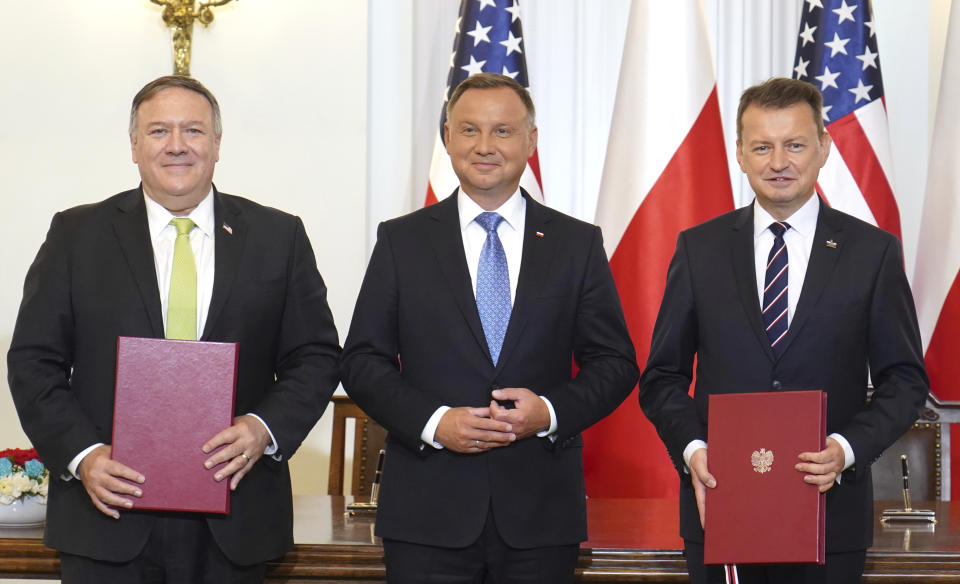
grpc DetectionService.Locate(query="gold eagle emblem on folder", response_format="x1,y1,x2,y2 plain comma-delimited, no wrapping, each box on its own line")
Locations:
751,448,774,474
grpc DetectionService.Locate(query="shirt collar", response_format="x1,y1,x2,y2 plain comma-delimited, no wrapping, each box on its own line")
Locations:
753,194,820,239
457,188,525,232
144,187,216,240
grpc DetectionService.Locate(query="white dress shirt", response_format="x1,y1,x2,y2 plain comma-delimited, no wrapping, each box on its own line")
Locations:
67,189,277,479
684,196,853,475
420,189,558,448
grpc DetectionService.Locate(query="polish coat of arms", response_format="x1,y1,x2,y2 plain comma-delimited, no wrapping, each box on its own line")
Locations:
751,448,774,474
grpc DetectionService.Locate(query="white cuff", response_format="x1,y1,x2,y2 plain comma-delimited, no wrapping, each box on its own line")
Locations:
67,443,104,480
536,396,558,438
829,432,854,483
421,406,451,449
683,439,708,473
246,413,282,461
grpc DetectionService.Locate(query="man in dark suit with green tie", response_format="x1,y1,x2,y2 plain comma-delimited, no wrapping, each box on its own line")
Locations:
8,75,340,582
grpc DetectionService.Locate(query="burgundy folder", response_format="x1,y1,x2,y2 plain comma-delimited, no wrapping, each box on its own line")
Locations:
111,336,238,513
704,390,826,565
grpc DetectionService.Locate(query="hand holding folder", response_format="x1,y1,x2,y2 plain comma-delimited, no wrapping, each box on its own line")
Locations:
704,390,827,565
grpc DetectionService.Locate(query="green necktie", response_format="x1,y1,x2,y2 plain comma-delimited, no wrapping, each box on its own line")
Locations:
166,218,197,341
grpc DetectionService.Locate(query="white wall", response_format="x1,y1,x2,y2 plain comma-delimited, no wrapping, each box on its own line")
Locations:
0,0,367,496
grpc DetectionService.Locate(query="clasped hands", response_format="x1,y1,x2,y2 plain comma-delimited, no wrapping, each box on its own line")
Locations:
435,387,550,453
77,415,270,519
689,437,845,529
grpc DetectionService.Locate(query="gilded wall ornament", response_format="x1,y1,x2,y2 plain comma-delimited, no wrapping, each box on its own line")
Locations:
150,0,235,75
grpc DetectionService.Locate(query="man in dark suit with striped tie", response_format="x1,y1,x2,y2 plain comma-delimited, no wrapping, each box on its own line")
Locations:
638,77,929,583
341,73,638,583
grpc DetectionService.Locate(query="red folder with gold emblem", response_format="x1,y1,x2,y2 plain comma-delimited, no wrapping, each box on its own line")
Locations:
111,336,238,514
704,390,826,565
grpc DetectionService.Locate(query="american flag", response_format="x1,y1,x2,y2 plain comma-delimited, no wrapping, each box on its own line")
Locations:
424,0,543,207
792,0,901,239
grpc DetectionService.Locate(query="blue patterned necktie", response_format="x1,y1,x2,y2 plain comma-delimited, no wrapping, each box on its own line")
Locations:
762,221,791,351
475,212,511,365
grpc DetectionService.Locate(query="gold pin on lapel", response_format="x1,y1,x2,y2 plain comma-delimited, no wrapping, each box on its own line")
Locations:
826,239,837,248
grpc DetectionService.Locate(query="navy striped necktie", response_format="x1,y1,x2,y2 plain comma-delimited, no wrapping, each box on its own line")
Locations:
762,221,790,351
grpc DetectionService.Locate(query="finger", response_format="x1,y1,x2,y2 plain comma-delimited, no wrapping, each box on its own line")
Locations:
91,483,137,511
690,460,716,489
491,387,528,401
470,417,513,433
803,472,837,487
213,454,252,482
104,460,146,484
472,438,511,450
795,459,842,476
205,443,246,469
794,462,825,475
472,429,516,444
230,464,251,491
87,492,120,519
466,407,493,418
202,427,239,454
692,480,707,529
796,451,827,463
98,474,144,498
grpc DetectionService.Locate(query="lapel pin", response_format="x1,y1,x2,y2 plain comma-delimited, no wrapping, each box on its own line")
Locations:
535,231,544,238
222,222,233,235
825,239,837,248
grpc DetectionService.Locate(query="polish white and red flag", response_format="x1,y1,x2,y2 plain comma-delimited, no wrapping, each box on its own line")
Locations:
792,0,901,239
914,1,960,499
424,0,543,207
583,0,734,498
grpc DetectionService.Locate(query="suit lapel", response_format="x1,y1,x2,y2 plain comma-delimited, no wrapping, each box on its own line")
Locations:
495,192,553,374
775,200,843,356
427,190,490,359
202,189,245,340
112,189,164,338
730,204,776,362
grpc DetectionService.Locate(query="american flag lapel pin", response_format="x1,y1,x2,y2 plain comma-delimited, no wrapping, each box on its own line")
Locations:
222,222,233,235
826,239,837,249
535,231,544,238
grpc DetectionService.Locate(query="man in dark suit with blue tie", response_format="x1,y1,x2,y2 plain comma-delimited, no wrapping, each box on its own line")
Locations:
638,77,929,583
341,73,638,583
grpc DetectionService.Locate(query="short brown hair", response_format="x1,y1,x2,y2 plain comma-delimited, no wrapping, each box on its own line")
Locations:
129,75,222,138
446,73,536,128
736,77,825,141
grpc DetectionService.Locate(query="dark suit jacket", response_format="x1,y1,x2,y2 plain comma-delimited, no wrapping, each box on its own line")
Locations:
638,199,929,552
7,187,340,565
340,190,638,549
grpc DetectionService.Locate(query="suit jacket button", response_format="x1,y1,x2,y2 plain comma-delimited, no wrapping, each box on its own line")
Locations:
771,380,783,390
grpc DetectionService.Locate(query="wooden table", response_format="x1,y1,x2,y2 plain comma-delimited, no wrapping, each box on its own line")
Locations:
1,497,958,582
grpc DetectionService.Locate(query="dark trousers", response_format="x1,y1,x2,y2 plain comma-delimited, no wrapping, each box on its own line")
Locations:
684,540,865,584
382,508,579,584
59,514,267,584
